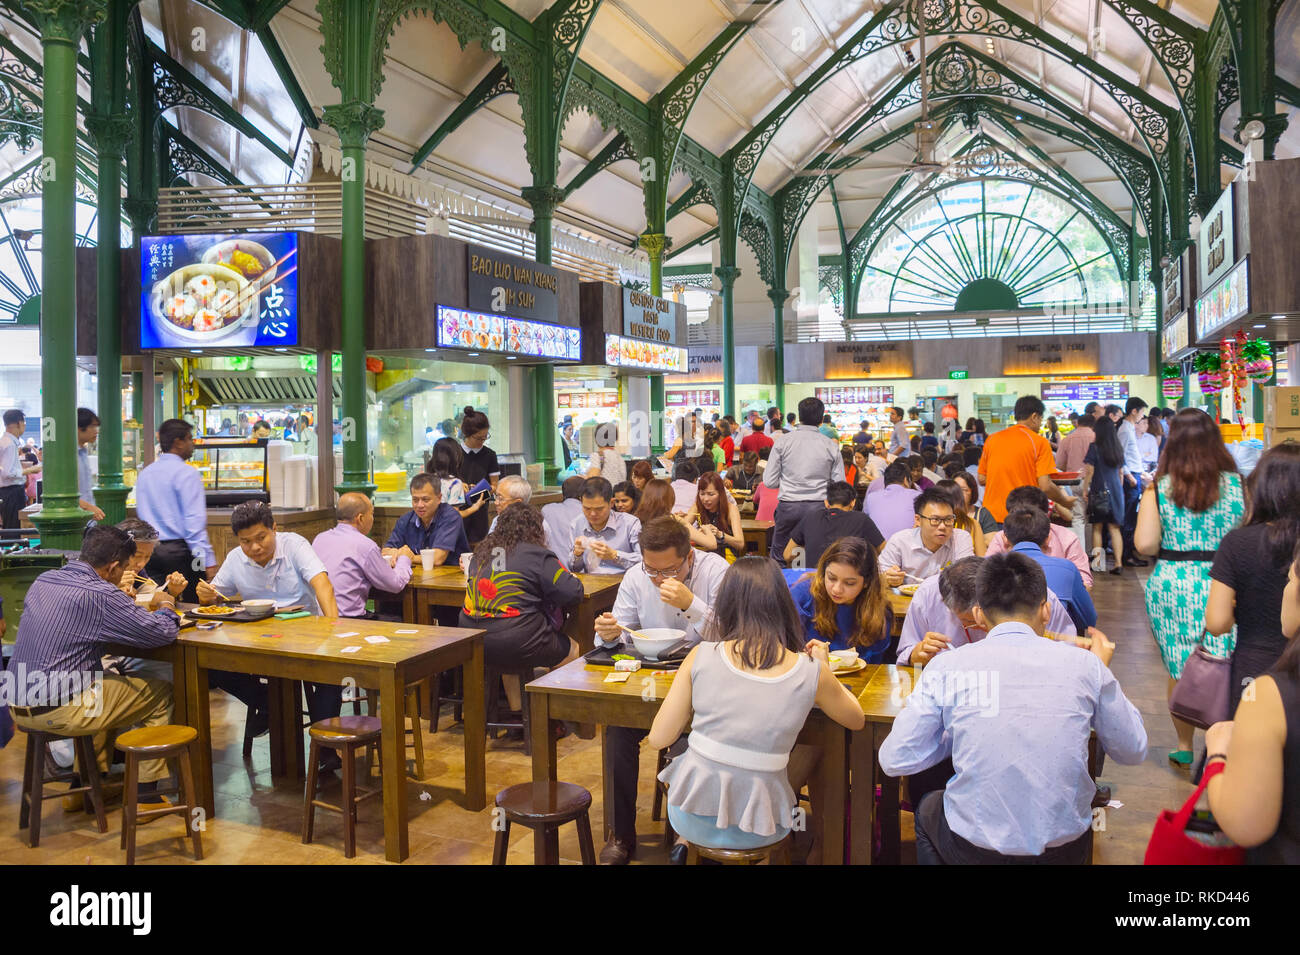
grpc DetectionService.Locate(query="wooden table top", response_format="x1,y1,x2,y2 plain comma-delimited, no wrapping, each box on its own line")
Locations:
887,590,912,617
406,563,623,598
177,614,484,669
527,658,916,722
739,519,774,530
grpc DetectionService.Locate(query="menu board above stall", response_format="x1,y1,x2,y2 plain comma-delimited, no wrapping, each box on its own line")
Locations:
604,333,688,373
666,389,722,408
1002,336,1099,375
1162,310,1192,360
140,232,299,349
1040,379,1130,403
437,305,580,361
1194,257,1250,343
815,386,895,405
558,390,619,409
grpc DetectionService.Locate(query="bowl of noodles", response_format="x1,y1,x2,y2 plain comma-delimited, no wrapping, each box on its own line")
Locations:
148,262,257,343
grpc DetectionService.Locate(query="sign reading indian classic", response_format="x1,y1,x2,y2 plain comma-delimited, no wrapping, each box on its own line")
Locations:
467,247,559,323
822,341,914,379
1001,336,1100,375
621,289,677,344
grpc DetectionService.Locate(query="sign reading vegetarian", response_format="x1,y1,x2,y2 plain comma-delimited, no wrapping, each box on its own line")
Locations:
621,288,677,344
140,232,299,349
467,247,560,323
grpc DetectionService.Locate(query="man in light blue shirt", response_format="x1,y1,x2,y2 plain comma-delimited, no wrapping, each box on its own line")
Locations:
197,501,345,739
1003,507,1096,633
567,477,640,574
135,419,216,603
76,407,104,521
880,552,1146,863
763,396,845,562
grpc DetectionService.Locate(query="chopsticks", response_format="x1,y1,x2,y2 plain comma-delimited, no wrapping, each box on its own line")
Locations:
215,247,299,320
618,624,653,641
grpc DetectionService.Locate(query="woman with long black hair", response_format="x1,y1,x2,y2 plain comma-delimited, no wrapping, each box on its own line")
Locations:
1085,415,1126,575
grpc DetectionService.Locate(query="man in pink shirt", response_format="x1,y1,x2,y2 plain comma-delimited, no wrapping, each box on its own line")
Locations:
312,493,414,617
983,484,1093,588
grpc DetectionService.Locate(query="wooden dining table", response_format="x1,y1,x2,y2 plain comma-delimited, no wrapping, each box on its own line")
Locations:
177,615,486,863
402,564,621,653
526,657,917,864
739,519,774,556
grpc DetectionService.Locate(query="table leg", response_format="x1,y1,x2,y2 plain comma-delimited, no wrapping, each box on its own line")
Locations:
850,727,874,865
379,668,409,863
816,721,846,867
875,724,901,865
461,642,487,812
600,724,614,842
267,678,302,782
186,650,215,818
529,692,556,783
402,586,415,625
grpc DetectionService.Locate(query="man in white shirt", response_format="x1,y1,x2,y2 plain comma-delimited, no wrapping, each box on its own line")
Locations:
1115,396,1149,567
567,477,640,574
880,488,975,587
0,409,38,529
591,516,730,864
541,475,585,559
887,406,910,457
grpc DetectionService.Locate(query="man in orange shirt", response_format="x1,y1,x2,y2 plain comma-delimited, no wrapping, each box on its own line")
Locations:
978,395,1076,525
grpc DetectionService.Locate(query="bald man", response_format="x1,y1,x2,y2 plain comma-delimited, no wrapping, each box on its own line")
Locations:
312,492,414,619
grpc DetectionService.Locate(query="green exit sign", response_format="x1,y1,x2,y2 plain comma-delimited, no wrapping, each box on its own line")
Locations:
949,369,969,380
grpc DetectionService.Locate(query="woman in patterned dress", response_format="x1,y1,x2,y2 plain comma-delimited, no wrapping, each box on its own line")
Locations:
1135,409,1244,766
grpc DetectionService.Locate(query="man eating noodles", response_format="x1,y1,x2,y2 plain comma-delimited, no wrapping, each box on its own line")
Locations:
879,488,975,587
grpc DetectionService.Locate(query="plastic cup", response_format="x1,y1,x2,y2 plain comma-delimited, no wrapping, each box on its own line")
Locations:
420,548,437,572
458,552,473,575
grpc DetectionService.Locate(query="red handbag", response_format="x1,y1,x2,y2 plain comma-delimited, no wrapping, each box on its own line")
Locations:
1144,761,1244,865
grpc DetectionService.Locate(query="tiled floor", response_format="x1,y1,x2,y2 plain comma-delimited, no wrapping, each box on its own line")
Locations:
0,564,1193,864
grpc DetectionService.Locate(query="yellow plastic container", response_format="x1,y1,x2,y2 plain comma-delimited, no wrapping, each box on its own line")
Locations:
374,471,407,494
1220,422,1264,443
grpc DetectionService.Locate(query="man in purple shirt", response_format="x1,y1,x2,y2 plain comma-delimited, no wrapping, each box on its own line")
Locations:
312,493,413,618
865,460,920,541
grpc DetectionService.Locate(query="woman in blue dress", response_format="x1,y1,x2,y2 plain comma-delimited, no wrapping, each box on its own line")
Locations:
784,537,892,661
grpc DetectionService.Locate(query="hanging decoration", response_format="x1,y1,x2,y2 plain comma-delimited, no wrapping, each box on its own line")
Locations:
1160,363,1184,400
1223,335,1245,429
1193,351,1222,394
1241,337,1274,383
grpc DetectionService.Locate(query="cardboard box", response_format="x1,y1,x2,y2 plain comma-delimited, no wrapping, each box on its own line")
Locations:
1264,427,1300,448
1264,387,1300,427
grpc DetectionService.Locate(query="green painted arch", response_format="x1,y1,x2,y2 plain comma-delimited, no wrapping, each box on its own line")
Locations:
855,179,1124,314
954,278,1018,310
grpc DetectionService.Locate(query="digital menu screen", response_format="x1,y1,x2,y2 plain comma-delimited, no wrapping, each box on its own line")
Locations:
1041,380,1130,403
557,391,619,409
140,232,299,349
604,334,688,373
436,305,580,361
1195,258,1249,341
814,386,895,405
665,389,722,408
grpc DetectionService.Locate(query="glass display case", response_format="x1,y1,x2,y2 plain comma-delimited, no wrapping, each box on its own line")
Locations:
192,437,270,506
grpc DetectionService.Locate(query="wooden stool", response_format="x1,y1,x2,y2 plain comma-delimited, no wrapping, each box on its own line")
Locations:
650,748,676,848
485,665,535,755
491,781,596,865
685,834,792,865
353,684,426,780
428,667,464,732
302,716,383,859
117,725,204,866
19,730,108,848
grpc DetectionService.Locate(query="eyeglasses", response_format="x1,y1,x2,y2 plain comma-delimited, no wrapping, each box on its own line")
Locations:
920,515,957,528
644,554,690,582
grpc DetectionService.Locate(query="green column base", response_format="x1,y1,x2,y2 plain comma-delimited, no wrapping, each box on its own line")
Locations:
93,485,130,525
335,474,377,499
29,502,91,551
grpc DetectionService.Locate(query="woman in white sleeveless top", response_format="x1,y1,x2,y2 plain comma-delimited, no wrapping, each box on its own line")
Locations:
649,557,866,850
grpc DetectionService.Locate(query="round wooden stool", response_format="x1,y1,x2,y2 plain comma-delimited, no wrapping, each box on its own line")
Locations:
117,725,203,866
302,715,383,859
685,834,792,865
19,730,108,847
492,781,596,865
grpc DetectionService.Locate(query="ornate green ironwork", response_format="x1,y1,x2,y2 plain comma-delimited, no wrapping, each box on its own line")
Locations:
411,62,513,167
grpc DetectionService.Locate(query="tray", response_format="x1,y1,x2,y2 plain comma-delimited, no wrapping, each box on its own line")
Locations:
584,641,690,671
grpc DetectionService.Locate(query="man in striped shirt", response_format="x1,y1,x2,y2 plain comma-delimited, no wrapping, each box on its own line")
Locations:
7,526,180,798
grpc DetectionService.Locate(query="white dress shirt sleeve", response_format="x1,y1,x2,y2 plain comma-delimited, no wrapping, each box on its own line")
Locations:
1092,661,1149,765
180,467,215,567
878,666,952,777
762,437,782,489
598,572,644,648
879,532,905,569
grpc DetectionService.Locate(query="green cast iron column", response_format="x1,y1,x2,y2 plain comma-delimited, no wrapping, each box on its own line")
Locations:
87,1,132,524
767,287,787,414
523,185,564,484
323,102,383,497
640,231,668,453
717,265,740,417
31,1,106,549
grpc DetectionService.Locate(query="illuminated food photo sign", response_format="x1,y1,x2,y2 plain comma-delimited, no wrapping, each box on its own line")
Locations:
140,232,299,348
604,333,688,373
436,305,580,361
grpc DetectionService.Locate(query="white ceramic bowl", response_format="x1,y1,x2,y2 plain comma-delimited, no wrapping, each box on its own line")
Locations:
630,628,686,660
240,599,276,620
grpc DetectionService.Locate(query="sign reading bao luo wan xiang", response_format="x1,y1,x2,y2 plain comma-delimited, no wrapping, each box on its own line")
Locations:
467,249,560,323
622,288,677,344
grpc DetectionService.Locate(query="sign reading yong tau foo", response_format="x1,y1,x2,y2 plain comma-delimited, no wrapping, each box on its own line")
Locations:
1002,336,1100,375
621,288,677,344
822,341,915,379
467,247,560,323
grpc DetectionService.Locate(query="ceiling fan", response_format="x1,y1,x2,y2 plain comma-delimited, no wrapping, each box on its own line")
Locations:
900,0,947,183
